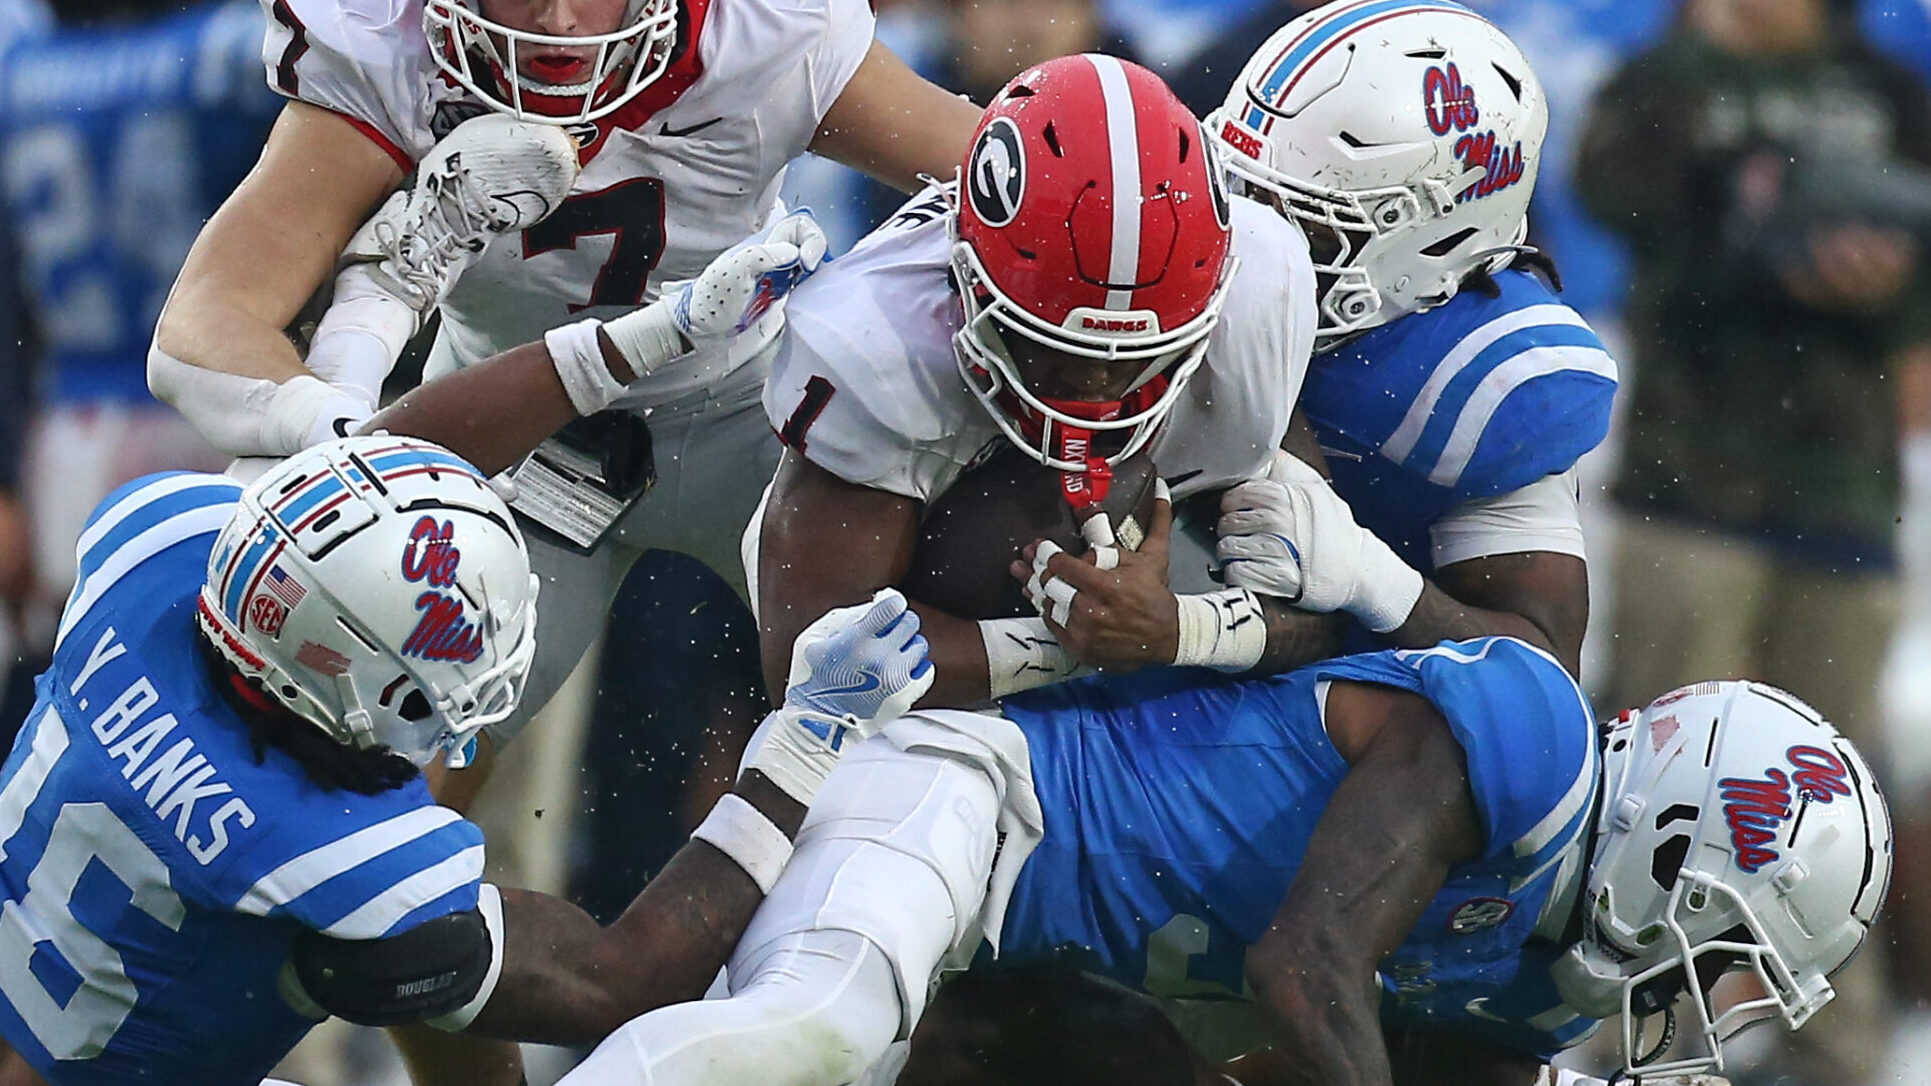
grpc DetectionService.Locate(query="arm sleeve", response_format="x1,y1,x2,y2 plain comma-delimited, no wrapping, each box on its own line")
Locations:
1429,468,1585,568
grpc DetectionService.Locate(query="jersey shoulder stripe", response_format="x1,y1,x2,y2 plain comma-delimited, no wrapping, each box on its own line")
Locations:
236,804,464,915
323,842,484,938
56,475,240,650
1388,638,1597,867
1309,272,1618,499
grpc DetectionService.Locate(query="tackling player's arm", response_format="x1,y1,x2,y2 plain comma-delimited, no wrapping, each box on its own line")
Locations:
294,590,932,1046
1243,681,1483,1086
1215,452,1588,676
149,102,404,444
809,40,982,194
287,772,801,1046
757,449,995,706
1389,551,1587,676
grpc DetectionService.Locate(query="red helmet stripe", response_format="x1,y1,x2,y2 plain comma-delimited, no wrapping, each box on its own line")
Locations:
1088,54,1143,312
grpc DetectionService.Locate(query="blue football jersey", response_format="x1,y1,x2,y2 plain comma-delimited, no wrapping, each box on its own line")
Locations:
0,2,278,404
998,637,1601,1060
0,473,485,1085
1299,270,1618,572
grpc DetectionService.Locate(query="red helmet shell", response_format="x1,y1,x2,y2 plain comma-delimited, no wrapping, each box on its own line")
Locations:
956,54,1232,342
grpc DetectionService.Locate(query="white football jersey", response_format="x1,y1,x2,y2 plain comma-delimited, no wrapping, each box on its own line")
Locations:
762,187,1318,504
262,0,874,407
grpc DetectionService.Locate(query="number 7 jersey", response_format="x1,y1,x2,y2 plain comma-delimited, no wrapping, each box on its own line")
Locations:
261,0,875,409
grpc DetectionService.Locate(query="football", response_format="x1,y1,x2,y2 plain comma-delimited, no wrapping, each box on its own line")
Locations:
900,444,1164,620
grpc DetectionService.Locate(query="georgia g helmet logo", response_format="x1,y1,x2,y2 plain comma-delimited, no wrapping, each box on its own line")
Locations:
967,117,1026,228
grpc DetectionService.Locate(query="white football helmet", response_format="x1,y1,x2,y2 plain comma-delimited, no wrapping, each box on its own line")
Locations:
1205,1,1547,349
424,0,679,124
1551,682,1892,1078
196,436,539,768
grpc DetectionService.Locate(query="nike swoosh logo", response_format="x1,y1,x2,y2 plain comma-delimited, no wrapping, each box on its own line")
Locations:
1164,469,1203,487
812,672,881,699
659,116,724,139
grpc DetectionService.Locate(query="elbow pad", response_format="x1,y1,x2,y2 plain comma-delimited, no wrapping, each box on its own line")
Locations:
284,884,503,1029
147,342,372,457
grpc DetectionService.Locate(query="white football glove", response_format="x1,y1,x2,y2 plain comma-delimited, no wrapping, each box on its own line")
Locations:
606,208,828,376
750,588,935,804
1215,451,1423,633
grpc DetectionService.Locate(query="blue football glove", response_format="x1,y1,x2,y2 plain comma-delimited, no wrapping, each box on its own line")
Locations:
750,588,935,804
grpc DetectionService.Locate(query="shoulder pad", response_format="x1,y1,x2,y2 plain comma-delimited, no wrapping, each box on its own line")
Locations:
1306,272,1618,500
260,0,435,161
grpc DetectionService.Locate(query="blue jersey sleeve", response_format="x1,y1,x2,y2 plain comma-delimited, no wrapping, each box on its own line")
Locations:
1304,271,1619,501
1392,639,1598,866
229,795,485,939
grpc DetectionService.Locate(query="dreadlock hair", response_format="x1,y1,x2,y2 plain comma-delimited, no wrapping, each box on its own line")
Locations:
197,634,418,796
1460,247,1564,300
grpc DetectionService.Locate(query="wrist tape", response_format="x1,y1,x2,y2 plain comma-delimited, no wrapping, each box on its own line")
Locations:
980,616,1088,698
601,298,689,378
545,318,630,417
691,791,794,893
1173,589,1268,672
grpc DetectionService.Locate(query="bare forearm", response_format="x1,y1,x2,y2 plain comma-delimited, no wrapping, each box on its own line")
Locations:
470,776,799,1045
365,341,577,475
1249,598,1349,676
1400,553,1589,675
1250,968,1394,1086
1382,581,1560,662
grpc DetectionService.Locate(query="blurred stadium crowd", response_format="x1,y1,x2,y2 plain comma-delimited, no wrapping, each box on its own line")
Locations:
0,0,1929,1083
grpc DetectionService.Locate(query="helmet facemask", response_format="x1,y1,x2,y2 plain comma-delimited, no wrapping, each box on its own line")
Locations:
424,0,679,124
948,227,1235,495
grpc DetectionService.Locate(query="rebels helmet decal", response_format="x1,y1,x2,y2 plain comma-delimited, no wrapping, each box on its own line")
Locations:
968,117,1027,228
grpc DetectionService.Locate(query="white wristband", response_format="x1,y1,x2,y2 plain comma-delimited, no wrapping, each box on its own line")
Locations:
981,616,1089,699
264,374,375,455
691,792,794,894
601,298,690,378
544,318,630,417
1348,542,1425,634
1173,589,1268,672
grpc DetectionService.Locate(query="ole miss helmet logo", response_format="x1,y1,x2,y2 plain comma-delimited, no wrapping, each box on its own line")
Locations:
968,117,1026,228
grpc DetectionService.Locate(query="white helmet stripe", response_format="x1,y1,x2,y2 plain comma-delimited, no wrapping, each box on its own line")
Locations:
1088,53,1142,312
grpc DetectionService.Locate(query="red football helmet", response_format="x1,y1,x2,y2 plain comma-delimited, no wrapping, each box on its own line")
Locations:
950,54,1237,499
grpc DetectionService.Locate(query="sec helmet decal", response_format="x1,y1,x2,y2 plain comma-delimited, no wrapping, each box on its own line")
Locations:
967,117,1027,228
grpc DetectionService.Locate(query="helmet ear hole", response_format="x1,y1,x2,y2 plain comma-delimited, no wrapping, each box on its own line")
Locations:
1420,227,1478,257
399,690,433,722
1651,833,1693,893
